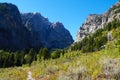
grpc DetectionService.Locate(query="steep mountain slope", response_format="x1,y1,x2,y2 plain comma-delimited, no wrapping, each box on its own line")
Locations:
0,3,29,51
21,13,73,49
76,2,120,42
0,3,73,51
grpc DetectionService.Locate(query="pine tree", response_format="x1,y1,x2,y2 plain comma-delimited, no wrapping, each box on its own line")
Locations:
28,48,36,66
38,48,49,60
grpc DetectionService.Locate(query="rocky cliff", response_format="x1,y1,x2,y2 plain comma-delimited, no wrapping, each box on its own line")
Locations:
0,3,29,51
0,3,73,51
21,13,73,49
76,2,120,42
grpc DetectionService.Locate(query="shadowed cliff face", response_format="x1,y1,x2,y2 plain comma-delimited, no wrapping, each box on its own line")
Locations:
0,3,29,51
0,3,73,51
76,2,120,42
21,13,73,49
48,22,74,48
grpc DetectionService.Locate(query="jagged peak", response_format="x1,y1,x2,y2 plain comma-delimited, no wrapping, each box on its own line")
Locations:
76,1,120,42
0,2,16,6
21,12,51,25
51,22,64,29
87,14,102,18
114,1,120,6
33,12,39,15
0,2,73,51
21,12,42,17
109,1,120,11
89,14,101,16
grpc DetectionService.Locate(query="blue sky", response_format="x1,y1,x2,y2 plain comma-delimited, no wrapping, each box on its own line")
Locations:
0,0,118,40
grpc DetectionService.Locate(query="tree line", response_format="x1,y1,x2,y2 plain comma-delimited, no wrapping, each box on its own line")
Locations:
1,19,120,68
0,48,66,68
71,19,120,52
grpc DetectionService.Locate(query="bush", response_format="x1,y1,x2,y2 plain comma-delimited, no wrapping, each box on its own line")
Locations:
105,19,120,31
51,49,62,59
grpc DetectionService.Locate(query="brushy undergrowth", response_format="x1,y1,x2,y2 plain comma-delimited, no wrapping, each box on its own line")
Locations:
0,46,120,80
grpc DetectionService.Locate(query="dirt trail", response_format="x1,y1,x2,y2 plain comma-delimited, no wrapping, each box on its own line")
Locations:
27,71,35,80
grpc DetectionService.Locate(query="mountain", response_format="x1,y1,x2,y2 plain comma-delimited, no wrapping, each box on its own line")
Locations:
0,3,73,51
0,3,29,51
21,13,73,49
76,2,120,42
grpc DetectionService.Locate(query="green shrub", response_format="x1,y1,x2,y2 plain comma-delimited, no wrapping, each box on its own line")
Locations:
51,49,62,59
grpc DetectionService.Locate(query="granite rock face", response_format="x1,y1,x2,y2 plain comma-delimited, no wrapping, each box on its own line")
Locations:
0,3,29,51
0,3,73,51
48,22,73,48
21,13,73,49
76,2,120,42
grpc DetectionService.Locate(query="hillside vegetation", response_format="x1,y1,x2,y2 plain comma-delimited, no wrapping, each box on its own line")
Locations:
0,20,120,80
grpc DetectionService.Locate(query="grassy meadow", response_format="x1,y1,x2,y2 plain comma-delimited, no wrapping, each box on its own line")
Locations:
0,21,120,80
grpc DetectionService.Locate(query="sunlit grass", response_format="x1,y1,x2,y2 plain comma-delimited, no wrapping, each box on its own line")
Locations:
0,46,119,80
0,28,120,80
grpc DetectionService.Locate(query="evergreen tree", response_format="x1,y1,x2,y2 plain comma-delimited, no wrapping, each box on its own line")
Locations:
38,48,49,60
51,49,61,59
28,48,36,66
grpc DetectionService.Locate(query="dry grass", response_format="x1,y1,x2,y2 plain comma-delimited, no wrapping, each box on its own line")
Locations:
0,44,120,80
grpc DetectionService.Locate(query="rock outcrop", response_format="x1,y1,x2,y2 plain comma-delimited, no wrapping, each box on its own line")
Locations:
21,13,73,49
0,3,29,51
76,2,120,42
48,22,73,48
0,3,73,51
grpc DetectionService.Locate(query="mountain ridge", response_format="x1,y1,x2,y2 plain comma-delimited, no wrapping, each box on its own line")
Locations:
21,12,73,49
0,3,73,51
76,1,120,42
